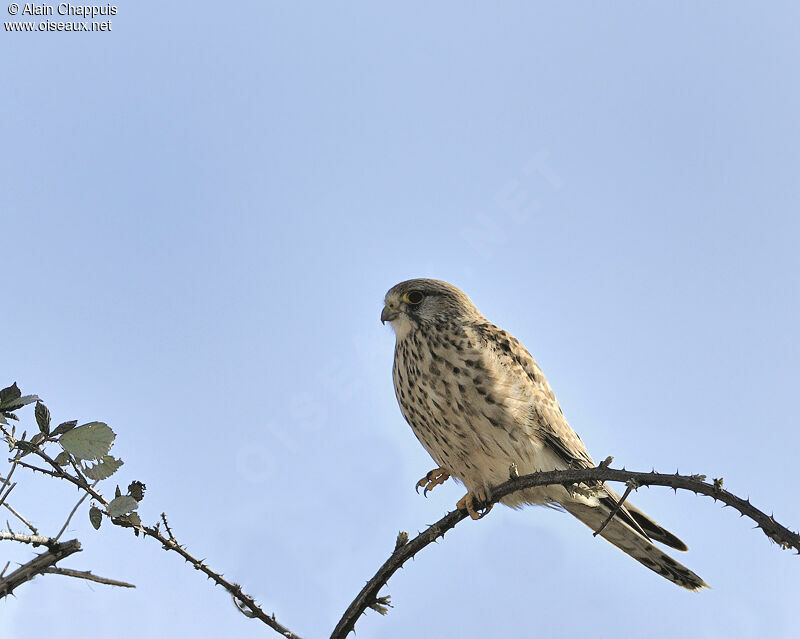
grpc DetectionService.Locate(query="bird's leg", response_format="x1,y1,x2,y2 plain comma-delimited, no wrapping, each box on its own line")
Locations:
456,491,493,520
415,468,451,496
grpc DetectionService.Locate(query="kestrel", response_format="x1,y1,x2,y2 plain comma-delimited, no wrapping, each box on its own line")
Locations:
381,278,707,590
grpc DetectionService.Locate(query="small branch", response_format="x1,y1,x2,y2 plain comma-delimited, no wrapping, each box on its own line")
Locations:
44,566,135,589
0,481,16,511
28,449,108,506
3,501,39,534
330,466,800,639
55,482,97,541
0,457,20,510
593,480,636,538
113,516,304,639
12,441,301,639
67,455,89,487
161,512,176,542
0,539,81,598
330,509,466,639
12,458,62,478
0,531,56,546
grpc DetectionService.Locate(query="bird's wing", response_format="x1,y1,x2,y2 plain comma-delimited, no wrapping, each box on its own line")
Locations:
475,322,595,469
475,322,655,539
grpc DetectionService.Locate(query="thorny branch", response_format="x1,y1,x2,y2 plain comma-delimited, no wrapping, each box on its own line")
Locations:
43,567,136,589
0,539,82,597
593,478,637,538
0,531,57,546
330,466,800,639
110,515,304,639
1,427,304,639
4,500,39,534
5,390,800,639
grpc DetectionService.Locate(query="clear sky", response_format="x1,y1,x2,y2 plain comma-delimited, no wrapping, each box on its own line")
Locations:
2,3,799,638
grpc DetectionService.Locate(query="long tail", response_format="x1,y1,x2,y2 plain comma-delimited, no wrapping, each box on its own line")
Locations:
562,494,708,591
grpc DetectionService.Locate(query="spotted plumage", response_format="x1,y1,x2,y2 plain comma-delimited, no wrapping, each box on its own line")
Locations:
382,278,707,590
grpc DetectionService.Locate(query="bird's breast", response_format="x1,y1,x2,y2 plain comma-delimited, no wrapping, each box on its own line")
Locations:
392,328,549,492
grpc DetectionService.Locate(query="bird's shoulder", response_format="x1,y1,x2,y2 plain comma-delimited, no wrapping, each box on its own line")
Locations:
468,321,594,469
468,321,552,391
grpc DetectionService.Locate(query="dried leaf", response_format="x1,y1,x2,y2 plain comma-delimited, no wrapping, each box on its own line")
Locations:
128,481,146,502
35,402,50,435
89,506,102,530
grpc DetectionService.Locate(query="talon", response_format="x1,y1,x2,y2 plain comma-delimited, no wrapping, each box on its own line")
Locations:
456,492,493,520
415,468,450,496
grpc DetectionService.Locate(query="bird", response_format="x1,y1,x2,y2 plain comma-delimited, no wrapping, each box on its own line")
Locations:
381,278,707,590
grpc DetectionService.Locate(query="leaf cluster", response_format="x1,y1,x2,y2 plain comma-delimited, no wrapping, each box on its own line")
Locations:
1,382,144,531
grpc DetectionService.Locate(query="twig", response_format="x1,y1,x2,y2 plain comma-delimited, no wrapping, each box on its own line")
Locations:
28,449,107,506
67,455,89,486
330,466,800,639
114,516,303,639
0,539,81,598
55,482,97,541
43,566,135,588
0,481,15,511
13,444,301,639
161,512,176,541
12,458,62,478
0,458,20,510
593,480,636,538
3,501,39,535
0,531,56,546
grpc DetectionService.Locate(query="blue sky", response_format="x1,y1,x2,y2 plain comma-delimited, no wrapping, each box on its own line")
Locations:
2,2,799,638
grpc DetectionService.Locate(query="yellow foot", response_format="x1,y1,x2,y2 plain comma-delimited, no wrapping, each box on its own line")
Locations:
415,468,451,496
456,492,494,520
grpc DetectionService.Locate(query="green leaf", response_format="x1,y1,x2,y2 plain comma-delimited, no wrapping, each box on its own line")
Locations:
128,481,146,502
54,451,72,466
114,511,142,535
29,433,45,446
0,383,21,404
58,422,115,460
115,485,122,498
51,420,78,436
116,512,141,526
1,394,39,411
107,495,138,517
83,456,124,480
89,506,102,530
13,440,38,455
35,402,51,435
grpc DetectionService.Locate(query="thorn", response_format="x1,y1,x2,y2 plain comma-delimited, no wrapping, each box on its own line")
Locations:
394,531,409,550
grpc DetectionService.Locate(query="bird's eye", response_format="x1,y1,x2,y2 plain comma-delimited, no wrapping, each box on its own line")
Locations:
403,290,425,305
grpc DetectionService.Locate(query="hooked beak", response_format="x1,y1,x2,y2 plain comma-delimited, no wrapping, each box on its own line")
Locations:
381,305,399,324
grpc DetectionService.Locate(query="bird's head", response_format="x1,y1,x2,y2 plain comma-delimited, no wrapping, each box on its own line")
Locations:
381,279,482,339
